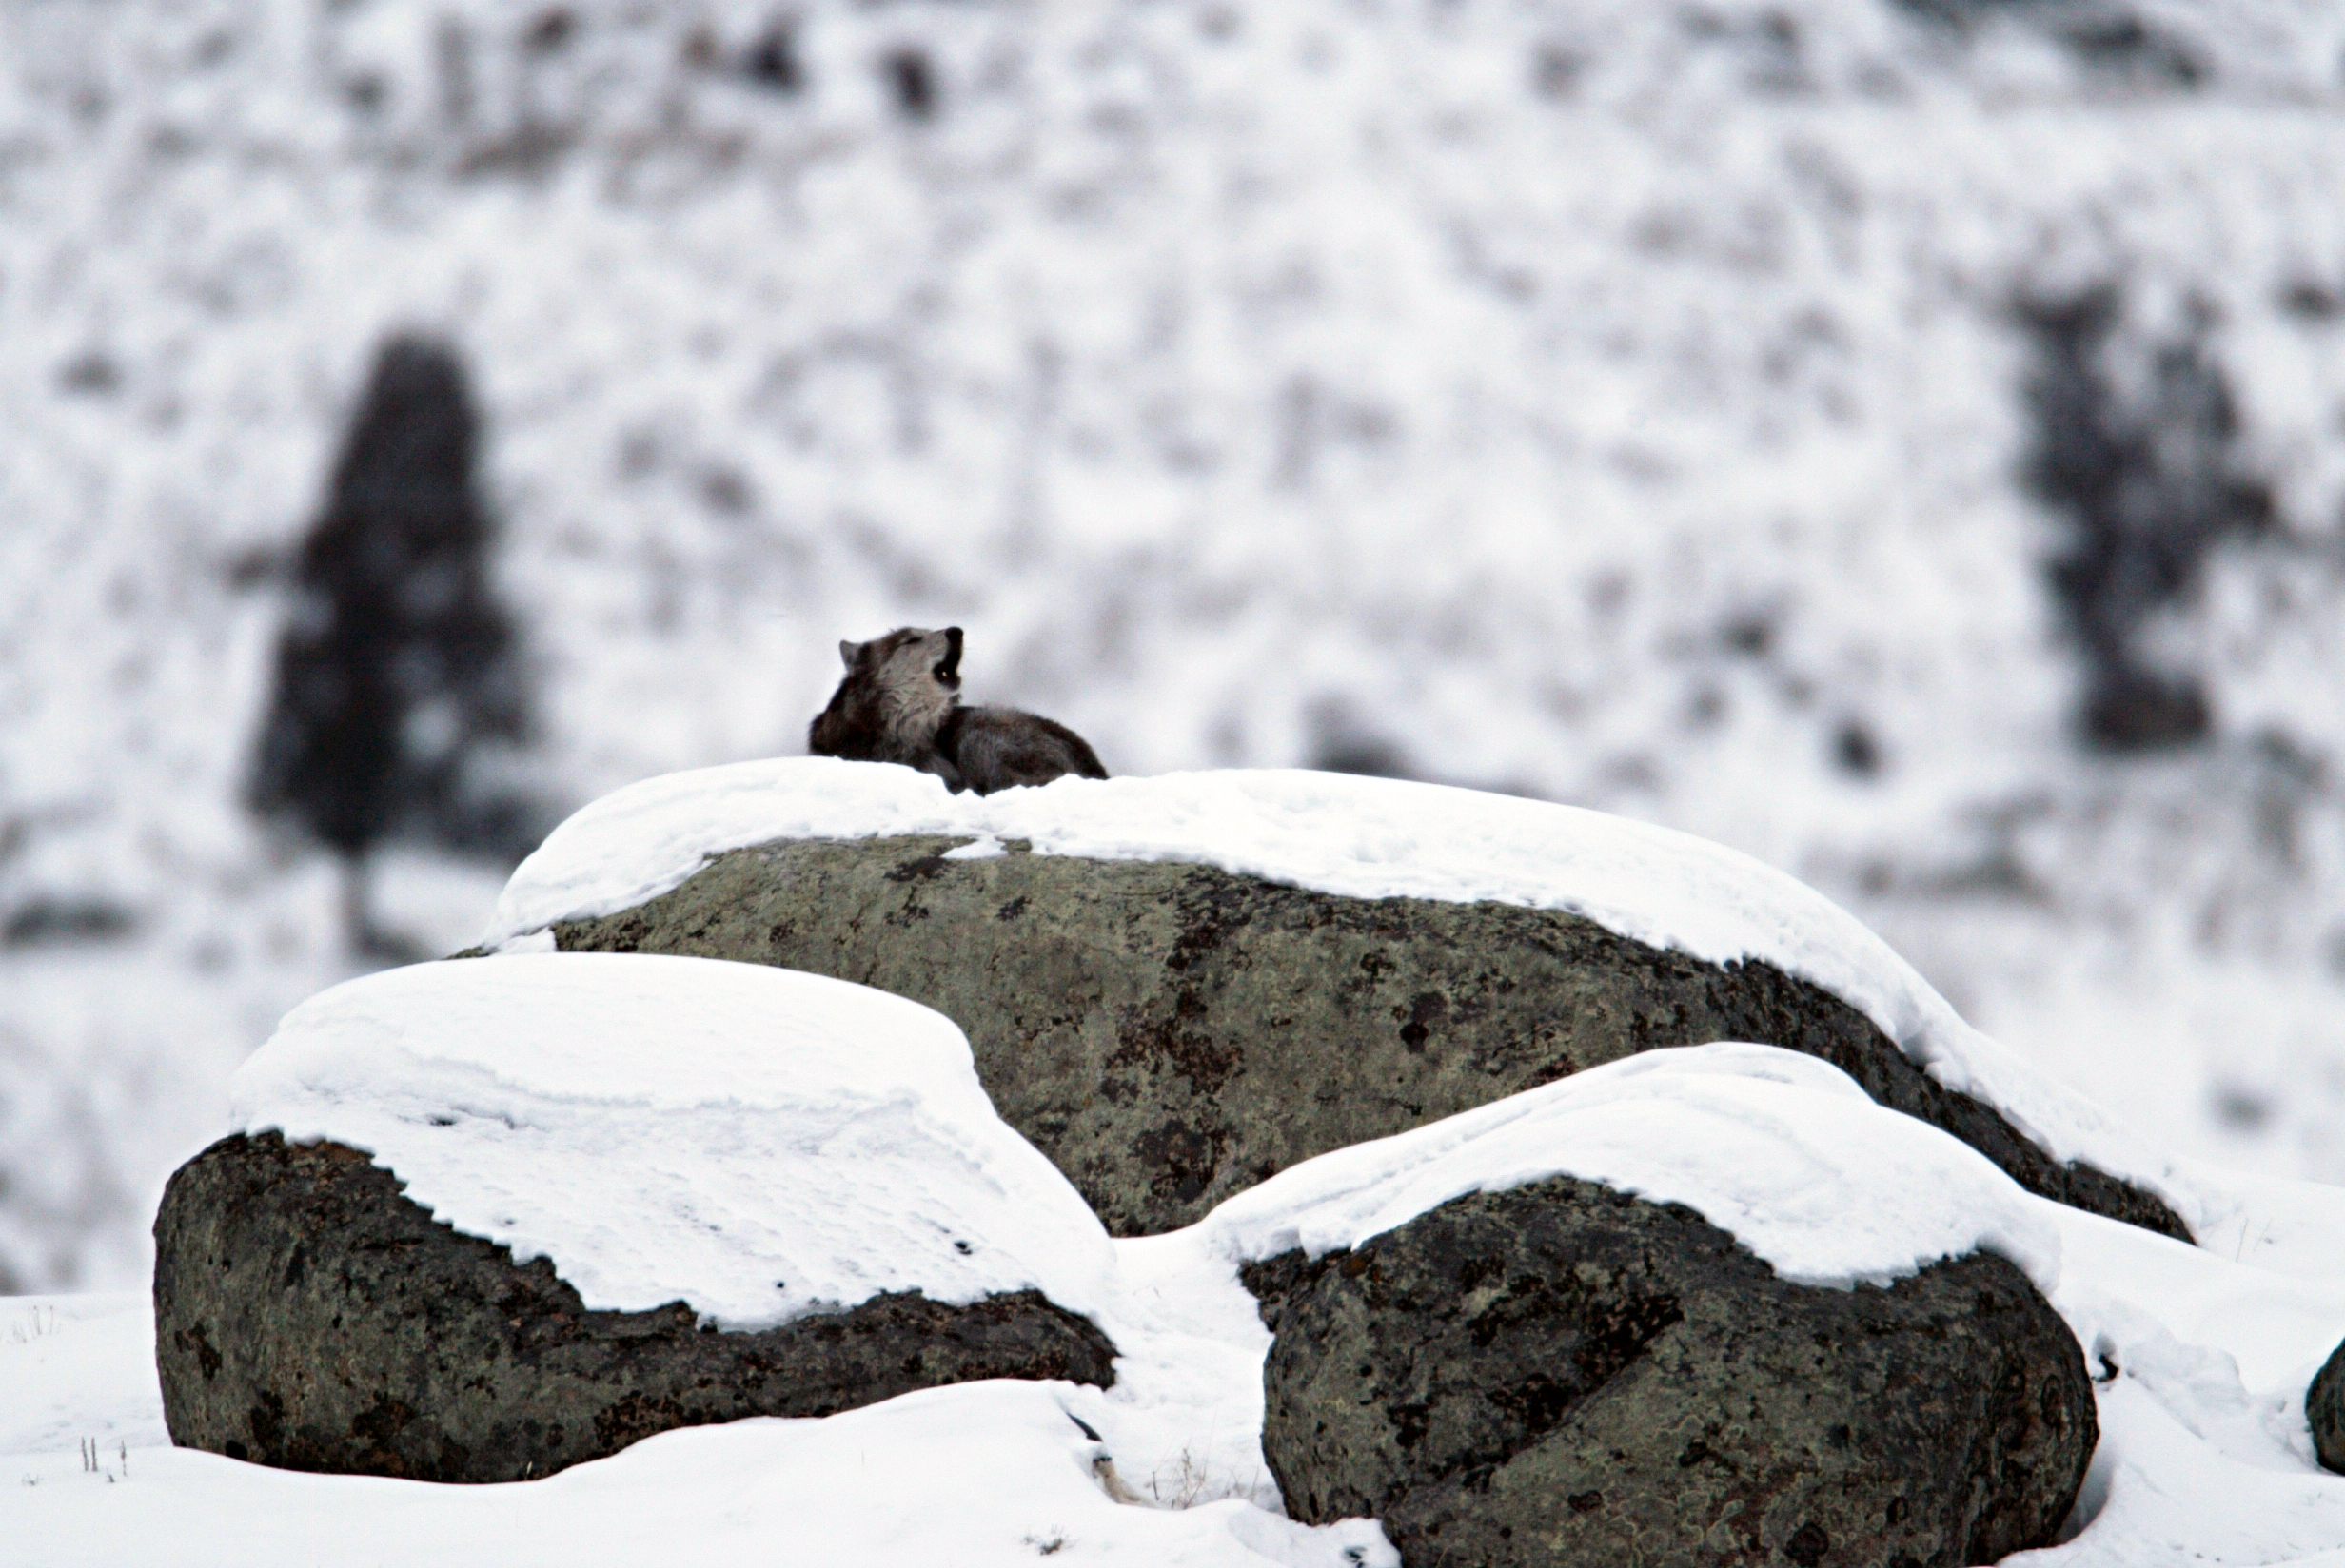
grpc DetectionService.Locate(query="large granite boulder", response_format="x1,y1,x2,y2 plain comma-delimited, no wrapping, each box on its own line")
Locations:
552,833,2188,1242
154,1131,1118,1483
1244,1176,2096,1567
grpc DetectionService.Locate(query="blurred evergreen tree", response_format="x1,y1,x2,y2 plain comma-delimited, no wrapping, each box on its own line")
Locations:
2023,289,2273,753
248,336,532,957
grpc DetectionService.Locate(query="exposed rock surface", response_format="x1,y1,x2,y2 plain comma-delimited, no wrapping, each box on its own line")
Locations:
153,1131,1117,1482
1244,1176,2096,1568
2307,1337,2345,1475
552,833,2189,1241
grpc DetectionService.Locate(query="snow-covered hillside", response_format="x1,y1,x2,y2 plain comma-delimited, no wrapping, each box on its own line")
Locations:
7,0,2345,1288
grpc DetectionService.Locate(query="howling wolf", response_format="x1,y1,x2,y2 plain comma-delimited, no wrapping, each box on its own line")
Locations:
809,626,1108,795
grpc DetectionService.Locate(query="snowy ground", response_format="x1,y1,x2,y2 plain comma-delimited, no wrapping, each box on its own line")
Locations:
0,1300,1389,1568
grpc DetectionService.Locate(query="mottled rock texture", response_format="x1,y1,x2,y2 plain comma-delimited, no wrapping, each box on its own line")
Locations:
553,833,2189,1242
1244,1177,2097,1568
2307,1338,2345,1474
152,1131,1116,1482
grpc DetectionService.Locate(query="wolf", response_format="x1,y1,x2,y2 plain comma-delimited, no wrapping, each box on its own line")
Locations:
809,626,1108,795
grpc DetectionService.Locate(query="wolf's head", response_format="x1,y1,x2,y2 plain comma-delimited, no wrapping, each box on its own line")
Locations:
840,625,961,692
834,625,963,748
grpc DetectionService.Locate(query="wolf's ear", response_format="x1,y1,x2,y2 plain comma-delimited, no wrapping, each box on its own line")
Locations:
838,639,859,669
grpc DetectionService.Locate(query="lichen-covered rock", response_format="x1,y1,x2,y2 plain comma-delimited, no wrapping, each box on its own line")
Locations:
153,1131,1117,1483
1245,1176,2096,1568
552,833,2188,1242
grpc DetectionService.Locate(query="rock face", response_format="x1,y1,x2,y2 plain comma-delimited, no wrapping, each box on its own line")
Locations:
153,1131,1117,1483
553,833,2190,1242
2307,1339,2345,1475
1244,1176,2097,1568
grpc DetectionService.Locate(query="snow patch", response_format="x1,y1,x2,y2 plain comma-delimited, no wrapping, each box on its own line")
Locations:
488,928,557,955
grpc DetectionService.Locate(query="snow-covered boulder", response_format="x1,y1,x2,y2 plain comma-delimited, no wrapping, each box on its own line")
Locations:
516,761,2190,1242
1216,1046,2096,1566
151,954,1120,1482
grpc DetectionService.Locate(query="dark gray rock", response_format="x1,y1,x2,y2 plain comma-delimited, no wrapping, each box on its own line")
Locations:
2307,1338,2345,1475
1245,1177,2097,1568
153,1131,1116,1482
552,833,2189,1243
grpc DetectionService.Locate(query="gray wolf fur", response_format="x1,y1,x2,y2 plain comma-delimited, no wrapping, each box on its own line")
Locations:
809,626,1108,795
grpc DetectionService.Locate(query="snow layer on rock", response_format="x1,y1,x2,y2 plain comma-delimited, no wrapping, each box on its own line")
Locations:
481,759,2190,1217
230,952,1113,1329
1194,1043,2061,1292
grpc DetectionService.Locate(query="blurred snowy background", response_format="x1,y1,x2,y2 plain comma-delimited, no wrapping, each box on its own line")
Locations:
6,0,2345,1293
